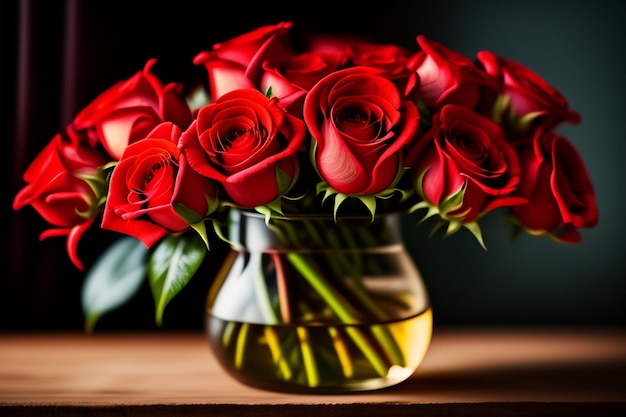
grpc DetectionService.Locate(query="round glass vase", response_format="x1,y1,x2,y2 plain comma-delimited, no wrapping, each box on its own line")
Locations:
205,209,432,393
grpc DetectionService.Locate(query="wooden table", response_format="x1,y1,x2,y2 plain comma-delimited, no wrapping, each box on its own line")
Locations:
1,327,625,416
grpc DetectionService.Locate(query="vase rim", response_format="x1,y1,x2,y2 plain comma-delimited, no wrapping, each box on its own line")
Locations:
231,208,405,222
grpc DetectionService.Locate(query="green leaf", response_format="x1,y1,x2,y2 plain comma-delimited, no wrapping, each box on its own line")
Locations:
81,237,149,333
149,232,207,326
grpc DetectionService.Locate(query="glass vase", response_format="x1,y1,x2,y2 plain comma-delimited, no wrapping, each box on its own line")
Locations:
205,209,432,393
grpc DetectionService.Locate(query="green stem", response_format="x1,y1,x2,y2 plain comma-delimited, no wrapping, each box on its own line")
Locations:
250,251,279,324
372,325,404,368
322,221,405,367
234,322,249,370
305,220,385,318
286,253,359,323
222,320,237,347
345,327,388,377
272,252,292,323
328,326,353,378
286,252,388,377
296,326,319,387
235,214,407,383
334,223,362,270
264,326,292,380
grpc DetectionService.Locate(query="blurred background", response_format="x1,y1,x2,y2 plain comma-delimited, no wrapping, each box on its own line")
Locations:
1,0,624,331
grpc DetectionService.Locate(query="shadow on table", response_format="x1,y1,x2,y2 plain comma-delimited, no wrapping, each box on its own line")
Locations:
389,357,626,401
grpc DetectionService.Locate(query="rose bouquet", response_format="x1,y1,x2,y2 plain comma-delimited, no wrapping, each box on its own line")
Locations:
13,21,598,389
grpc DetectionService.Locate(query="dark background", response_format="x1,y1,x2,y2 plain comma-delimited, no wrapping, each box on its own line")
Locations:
1,0,624,331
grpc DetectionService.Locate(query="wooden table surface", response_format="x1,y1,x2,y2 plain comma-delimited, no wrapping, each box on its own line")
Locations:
1,326,625,416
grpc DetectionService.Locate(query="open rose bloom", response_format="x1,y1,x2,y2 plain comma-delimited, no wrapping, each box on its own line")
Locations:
13,22,598,328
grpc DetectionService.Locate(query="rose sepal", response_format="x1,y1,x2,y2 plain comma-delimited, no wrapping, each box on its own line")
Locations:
252,165,299,224
73,171,108,219
415,98,433,128
316,163,410,221
491,94,544,136
410,170,487,249
255,198,285,224
507,214,582,245
211,217,233,247
317,182,377,221
185,83,211,111
173,192,221,250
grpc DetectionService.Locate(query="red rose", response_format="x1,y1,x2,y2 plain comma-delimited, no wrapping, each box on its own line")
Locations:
512,129,598,242
275,51,346,92
256,51,345,117
306,35,417,98
193,22,294,103
12,133,108,269
477,51,581,131
180,89,307,208
102,123,218,248
71,59,193,160
409,104,524,223
195,22,345,117
303,66,419,196
408,35,494,112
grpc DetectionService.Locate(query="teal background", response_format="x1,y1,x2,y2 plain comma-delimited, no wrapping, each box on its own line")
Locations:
399,0,626,325
1,0,624,329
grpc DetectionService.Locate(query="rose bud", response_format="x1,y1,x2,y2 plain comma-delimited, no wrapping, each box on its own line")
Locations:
512,129,598,242
13,133,108,269
408,104,524,226
71,59,193,160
